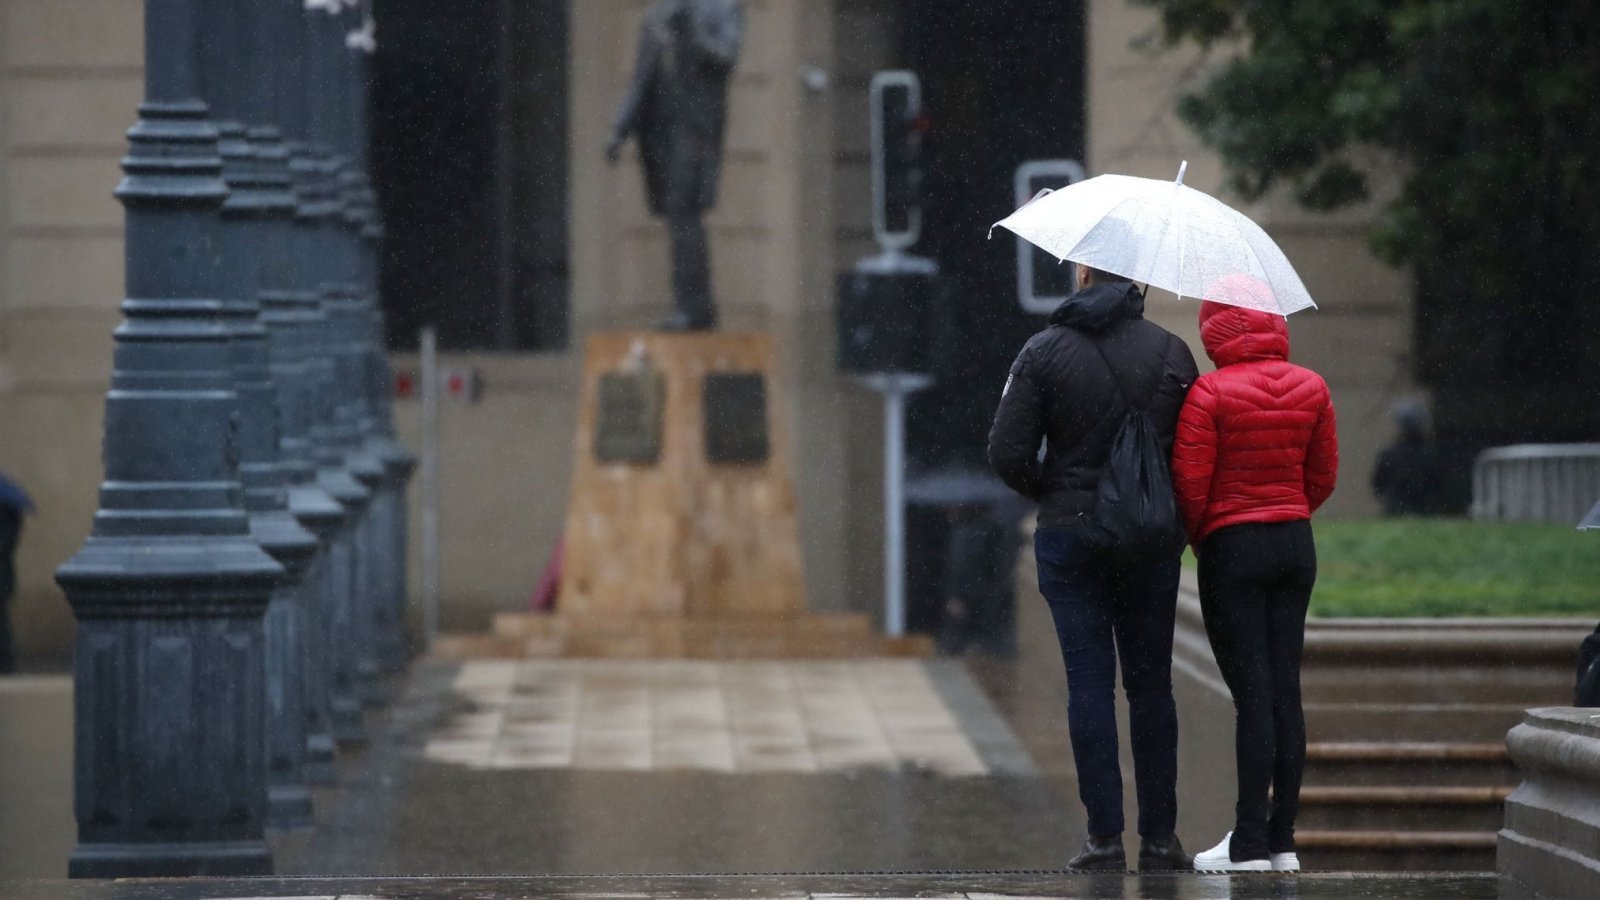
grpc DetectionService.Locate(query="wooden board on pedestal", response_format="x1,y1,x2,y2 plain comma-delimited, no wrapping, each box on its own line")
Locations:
563,330,805,619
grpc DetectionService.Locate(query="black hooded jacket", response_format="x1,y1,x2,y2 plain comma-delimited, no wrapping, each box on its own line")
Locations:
987,282,1198,528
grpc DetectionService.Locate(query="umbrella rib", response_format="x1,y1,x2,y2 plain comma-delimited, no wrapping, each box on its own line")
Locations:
1174,183,1186,299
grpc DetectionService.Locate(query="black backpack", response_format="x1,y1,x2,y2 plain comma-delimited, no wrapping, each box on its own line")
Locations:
1078,337,1186,562
1576,623,1600,707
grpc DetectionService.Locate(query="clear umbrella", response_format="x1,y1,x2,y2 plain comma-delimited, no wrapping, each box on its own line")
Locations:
990,161,1317,315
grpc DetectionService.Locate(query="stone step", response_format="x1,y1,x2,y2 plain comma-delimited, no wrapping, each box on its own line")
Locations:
1301,742,1517,787
1305,703,1530,743
1300,665,1572,706
1295,829,1498,872
1295,786,1509,833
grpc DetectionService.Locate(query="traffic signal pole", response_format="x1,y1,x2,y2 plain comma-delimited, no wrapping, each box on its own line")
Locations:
853,71,934,639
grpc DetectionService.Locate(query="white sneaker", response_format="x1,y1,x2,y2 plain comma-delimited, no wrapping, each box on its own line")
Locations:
1192,832,1272,872
1271,852,1300,872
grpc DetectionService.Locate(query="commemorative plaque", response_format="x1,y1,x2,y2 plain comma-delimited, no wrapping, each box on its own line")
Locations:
703,372,769,464
595,370,665,463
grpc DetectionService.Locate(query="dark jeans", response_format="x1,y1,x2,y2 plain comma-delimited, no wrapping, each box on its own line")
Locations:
667,211,715,325
1197,520,1317,861
1035,525,1180,839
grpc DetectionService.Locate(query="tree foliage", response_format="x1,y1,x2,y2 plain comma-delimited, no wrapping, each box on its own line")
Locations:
1135,0,1600,390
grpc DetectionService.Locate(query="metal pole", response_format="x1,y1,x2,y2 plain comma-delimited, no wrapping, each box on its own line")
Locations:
55,0,282,876
420,326,442,651
884,384,907,637
860,372,930,638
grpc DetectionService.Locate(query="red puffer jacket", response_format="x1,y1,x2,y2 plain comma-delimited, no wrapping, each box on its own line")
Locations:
1171,301,1339,545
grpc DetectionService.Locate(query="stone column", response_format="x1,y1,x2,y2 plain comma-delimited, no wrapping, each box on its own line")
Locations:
1499,708,1600,900
54,0,284,876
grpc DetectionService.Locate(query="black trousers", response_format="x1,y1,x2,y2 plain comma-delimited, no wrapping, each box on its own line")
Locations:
1197,520,1316,861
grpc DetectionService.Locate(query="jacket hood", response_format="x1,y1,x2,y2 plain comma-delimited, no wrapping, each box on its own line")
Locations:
1199,300,1290,367
1048,281,1145,333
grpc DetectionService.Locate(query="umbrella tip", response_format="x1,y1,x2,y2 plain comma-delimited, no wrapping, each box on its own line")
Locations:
1176,160,1188,186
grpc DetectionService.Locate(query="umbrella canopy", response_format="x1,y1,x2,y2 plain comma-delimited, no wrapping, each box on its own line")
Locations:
991,161,1316,316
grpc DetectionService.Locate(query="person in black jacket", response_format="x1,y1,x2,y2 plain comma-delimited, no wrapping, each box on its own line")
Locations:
0,471,30,675
989,265,1198,872
1577,623,1600,707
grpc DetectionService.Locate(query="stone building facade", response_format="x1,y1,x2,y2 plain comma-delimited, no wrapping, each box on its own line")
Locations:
0,0,1410,665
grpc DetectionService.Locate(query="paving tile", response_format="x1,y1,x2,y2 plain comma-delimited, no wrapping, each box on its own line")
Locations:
422,740,495,768
489,744,574,770
422,659,1010,777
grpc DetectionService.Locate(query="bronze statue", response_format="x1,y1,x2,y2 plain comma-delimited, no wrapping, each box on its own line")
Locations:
606,0,743,331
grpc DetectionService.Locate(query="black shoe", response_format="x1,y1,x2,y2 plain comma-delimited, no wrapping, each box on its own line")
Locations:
658,310,716,332
1138,833,1190,872
1066,834,1126,872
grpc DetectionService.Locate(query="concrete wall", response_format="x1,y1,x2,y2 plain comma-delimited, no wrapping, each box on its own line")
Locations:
1088,0,1416,517
0,0,141,667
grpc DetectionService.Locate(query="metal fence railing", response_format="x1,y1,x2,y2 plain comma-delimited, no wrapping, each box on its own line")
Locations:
1472,443,1600,524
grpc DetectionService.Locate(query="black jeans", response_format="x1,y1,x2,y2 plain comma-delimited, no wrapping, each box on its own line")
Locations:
1197,520,1317,861
1035,525,1180,839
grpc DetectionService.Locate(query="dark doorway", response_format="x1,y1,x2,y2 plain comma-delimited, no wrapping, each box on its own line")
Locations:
888,1,1086,639
895,0,1087,470
370,0,570,351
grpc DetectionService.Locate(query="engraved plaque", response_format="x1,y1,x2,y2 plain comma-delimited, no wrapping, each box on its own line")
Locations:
595,370,664,464
703,373,769,464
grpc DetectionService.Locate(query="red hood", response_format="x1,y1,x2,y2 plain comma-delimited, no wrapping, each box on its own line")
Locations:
1199,300,1290,367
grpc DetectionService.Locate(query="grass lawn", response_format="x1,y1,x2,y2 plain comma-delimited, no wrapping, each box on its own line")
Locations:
1185,519,1600,618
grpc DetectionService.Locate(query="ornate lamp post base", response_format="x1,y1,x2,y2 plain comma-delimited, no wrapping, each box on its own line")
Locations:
70,839,273,879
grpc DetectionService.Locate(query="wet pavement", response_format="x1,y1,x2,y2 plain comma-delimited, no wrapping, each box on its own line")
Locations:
0,576,1523,897
0,872,1504,899
277,660,1075,876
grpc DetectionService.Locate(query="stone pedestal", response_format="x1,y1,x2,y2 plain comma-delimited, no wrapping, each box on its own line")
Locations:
478,331,925,659
1498,707,1600,899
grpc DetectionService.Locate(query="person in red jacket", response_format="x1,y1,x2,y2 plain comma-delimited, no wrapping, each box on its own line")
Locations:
1171,297,1338,873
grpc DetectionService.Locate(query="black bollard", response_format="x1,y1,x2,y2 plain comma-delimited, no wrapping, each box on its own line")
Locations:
313,2,388,712
54,0,283,876
342,7,419,673
288,0,377,745
260,288,347,783
200,0,324,831
360,214,418,674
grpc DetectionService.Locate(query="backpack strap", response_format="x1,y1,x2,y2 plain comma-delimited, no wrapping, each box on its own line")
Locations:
1083,330,1162,414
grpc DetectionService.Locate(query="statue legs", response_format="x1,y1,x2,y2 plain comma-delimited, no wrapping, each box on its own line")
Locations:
664,210,716,330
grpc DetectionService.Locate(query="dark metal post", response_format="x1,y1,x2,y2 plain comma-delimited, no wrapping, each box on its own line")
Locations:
344,1,417,675
201,0,324,831
260,288,346,783
256,0,351,784
313,2,388,714
54,0,282,876
289,0,376,745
